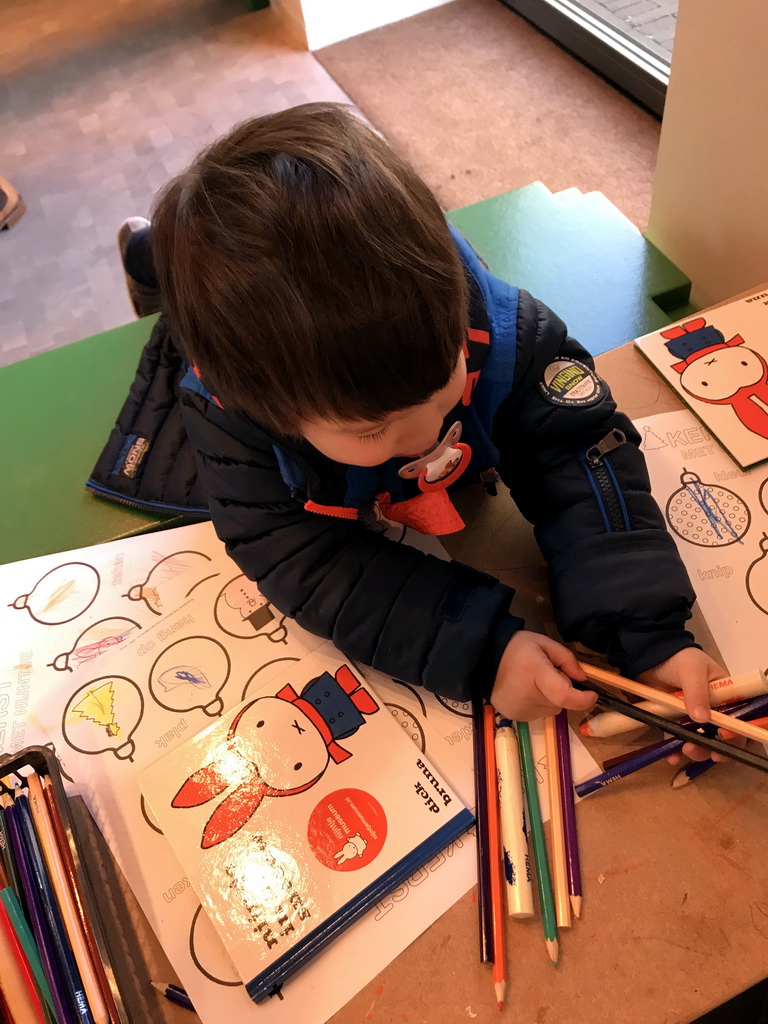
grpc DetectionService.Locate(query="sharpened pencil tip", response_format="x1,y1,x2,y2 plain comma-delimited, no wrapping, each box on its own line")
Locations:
570,894,582,918
499,1002,504,1012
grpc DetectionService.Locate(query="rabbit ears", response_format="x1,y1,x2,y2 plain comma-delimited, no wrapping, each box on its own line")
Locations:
172,754,323,849
171,756,265,848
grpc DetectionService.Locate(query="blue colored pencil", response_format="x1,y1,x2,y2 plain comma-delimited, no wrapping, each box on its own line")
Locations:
671,759,716,788
14,794,95,1024
152,981,195,1012
576,695,768,797
4,797,77,1024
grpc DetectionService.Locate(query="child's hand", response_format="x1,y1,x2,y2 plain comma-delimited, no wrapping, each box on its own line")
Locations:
489,630,597,721
637,648,743,764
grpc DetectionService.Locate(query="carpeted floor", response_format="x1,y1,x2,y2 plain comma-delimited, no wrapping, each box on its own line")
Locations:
316,0,660,231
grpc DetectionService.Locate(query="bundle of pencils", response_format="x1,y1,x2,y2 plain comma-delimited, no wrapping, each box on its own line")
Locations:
472,665,768,1005
473,704,582,1008
0,771,123,1024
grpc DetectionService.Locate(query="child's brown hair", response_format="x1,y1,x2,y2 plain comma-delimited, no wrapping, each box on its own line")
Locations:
150,102,468,435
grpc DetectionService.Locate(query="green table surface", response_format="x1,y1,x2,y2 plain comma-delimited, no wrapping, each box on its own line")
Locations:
2,185,694,565
449,182,696,356
0,314,188,565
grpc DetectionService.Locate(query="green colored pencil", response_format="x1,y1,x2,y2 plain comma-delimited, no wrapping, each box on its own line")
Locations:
0,886,56,1013
516,720,559,966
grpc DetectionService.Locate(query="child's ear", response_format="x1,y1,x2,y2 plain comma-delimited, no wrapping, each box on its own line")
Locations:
172,760,231,808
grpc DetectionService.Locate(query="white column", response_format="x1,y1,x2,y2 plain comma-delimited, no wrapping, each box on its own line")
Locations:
647,0,768,306
272,0,455,51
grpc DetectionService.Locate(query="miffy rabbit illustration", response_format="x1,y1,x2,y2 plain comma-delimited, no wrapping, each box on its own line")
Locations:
172,665,379,849
333,833,368,865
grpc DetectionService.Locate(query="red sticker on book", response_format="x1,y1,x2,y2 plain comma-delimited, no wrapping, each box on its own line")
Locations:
307,788,387,871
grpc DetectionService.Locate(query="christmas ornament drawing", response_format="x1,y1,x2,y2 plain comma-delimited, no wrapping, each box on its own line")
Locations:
665,470,750,547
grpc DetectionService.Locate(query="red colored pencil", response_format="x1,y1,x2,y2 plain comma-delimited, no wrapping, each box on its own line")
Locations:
483,705,506,1010
0,893,47,1023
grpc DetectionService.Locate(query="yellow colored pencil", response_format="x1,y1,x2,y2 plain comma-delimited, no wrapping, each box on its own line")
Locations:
544,717,571,930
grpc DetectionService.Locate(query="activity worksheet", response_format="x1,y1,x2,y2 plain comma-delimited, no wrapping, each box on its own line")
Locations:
635,408,768,677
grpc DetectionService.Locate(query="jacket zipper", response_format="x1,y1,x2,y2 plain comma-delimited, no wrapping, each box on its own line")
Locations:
85,480,210,518
581,429,630,532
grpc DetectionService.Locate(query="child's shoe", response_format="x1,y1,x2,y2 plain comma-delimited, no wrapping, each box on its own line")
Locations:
117,216,162,317
0,176,26,230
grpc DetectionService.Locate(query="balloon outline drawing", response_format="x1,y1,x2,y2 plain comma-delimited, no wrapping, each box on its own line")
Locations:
665,469,750,547
189,906,242,987
241,657,301,702
62,675,144,762
124,550,213,616
141,795,164,836
149,636,231,717
213,575,288,643
49,615,141,672
9,562,100,625
386,703,426,753
746,533,768,616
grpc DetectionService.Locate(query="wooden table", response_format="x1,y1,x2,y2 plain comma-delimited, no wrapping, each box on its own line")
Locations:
77,338,768,1024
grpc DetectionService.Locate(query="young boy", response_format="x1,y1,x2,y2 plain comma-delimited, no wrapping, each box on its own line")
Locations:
106,102,725,760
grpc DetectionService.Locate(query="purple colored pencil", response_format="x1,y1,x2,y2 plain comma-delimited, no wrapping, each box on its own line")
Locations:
576,693,768,798
4,798,77,1024
471,697,494,964
602,693,768,771
554,710,582,915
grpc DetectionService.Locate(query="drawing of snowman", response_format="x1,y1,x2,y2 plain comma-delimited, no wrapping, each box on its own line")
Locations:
333,833,368,865
663,318,768,438
172,665,380,848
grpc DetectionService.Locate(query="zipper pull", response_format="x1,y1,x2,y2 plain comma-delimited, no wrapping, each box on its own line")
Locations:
585,428,626,467
480,467,500,496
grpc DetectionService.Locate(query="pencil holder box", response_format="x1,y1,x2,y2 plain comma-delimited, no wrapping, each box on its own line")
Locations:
0,744,130,1024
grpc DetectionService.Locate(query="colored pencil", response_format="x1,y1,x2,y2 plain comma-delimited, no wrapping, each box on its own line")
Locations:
483,705,506,1010
555,710,582,918
516,720,558,966
579,669,768,737
494,719,534,918
543,716,570,929
14,794,95,1024
471,698,494,964
3,797,76,1024
151,982,195,1012
671,759,715,788
0,795,26,915
0,894,47,1023
576,697,768,796
571,681,768,772
41,776,121,1024
600,695,768,771
576,662,768,747
27,775,108,1024
0,886,55,1015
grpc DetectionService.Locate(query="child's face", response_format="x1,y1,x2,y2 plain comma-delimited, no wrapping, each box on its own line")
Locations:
301,356,467,466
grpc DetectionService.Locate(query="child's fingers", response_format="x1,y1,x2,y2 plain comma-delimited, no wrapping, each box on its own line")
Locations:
537,668,597,711
538,637,586,681
676,675,712,724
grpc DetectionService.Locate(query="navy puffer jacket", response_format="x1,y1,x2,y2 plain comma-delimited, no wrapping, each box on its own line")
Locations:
89,232,697,699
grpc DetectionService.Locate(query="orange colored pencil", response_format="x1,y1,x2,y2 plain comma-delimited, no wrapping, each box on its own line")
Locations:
0,896,46,1024
483,704,506,1011
27,774,109,1024
543,716,571,930
41,775,122,1024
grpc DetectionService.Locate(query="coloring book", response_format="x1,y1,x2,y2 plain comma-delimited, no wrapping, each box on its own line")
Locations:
138,647,474,1002
635,288,768,469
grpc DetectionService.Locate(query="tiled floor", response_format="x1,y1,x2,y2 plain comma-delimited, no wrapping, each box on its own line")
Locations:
579,0,677,60
0,0,352,365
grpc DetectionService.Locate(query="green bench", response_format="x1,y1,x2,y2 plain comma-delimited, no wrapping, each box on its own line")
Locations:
1,183,694,565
